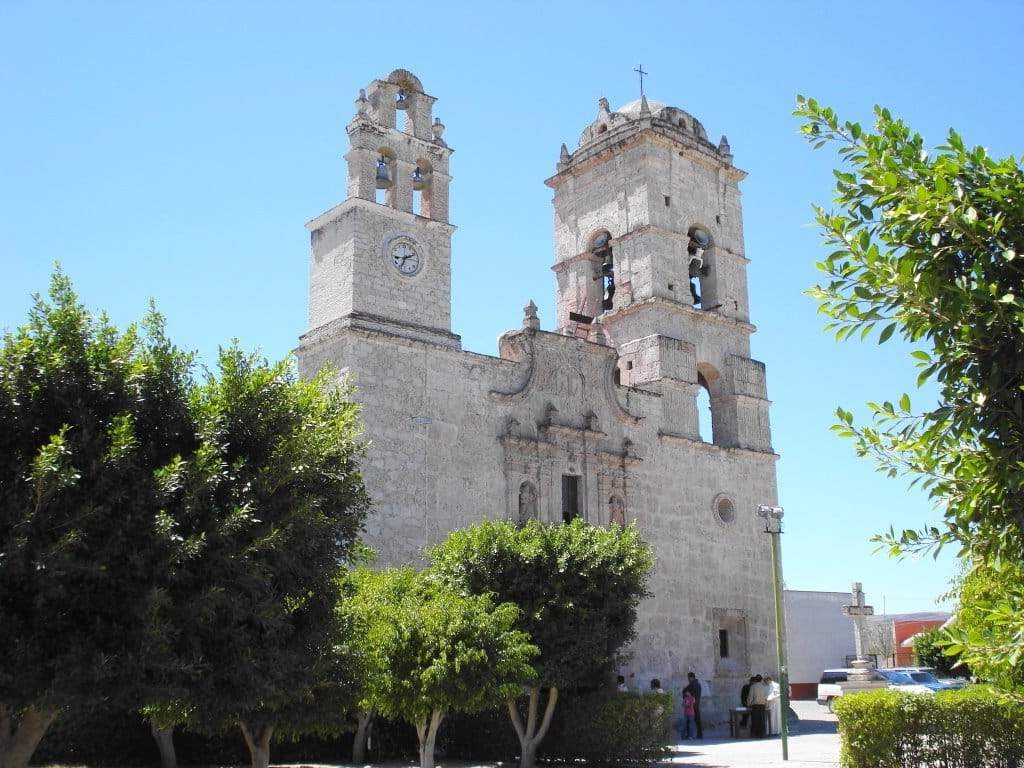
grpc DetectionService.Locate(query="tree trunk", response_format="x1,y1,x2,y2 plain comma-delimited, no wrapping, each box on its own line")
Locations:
519,740,538,768
0,705,59,768
352,709,374,764
508,686,558,768
149,721,177,768
238,720,274,768
415,709,444,768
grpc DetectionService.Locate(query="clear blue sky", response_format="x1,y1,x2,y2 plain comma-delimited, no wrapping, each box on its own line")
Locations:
3,1,1022,614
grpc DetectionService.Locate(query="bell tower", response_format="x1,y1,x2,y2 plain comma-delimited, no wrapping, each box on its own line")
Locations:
306,69,459,348
546,95,772,453
547,96,749,332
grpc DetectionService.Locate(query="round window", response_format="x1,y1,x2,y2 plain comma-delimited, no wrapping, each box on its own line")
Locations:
714,496,736,525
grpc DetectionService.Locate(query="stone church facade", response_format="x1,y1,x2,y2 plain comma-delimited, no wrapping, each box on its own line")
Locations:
297,69,781,718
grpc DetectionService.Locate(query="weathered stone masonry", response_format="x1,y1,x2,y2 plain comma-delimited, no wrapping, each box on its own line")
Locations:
297,69,781,720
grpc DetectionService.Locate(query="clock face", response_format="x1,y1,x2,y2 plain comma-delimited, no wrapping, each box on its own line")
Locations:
390,241,421,276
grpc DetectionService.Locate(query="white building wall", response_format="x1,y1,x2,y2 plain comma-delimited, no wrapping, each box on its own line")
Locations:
784,590,856,696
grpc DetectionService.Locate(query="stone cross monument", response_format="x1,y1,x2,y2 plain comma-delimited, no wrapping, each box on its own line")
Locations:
842,581,877,683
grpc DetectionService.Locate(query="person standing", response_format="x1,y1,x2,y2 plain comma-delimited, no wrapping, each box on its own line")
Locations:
765,674,782,735
680,690,697,740
747,675,769,738
740,675,755,728
684,672,703,739
616,674,629,693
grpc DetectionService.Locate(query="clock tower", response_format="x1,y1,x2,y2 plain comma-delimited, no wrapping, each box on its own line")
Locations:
305,69,459,348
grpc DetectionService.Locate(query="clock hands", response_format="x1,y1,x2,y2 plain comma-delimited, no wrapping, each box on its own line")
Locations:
391,242,418,274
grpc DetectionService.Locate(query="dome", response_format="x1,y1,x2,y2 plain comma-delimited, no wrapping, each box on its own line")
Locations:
572,96,713,153
617,98,668,117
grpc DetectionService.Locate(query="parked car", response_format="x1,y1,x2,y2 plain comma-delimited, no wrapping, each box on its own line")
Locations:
817,669,849,711
816,668,891,712
877,667,966,692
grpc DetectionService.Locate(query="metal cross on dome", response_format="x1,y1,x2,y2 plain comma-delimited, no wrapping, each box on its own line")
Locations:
634,64,648,98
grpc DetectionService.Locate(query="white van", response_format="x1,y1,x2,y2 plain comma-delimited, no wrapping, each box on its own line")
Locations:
816,669,853,712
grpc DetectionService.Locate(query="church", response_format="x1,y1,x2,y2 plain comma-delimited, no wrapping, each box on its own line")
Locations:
296,69,781,719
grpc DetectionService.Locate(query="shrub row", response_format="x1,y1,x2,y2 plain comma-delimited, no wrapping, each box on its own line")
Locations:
834,686,1024,768
36,690,671,766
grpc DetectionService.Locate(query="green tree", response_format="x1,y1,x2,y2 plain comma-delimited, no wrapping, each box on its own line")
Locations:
144,347,370,768
795,97,1024,687
363,567,536,768
911,628,960,676
945,560,1024,691
0,274,197,768
338,562,396,764
429,519,653,768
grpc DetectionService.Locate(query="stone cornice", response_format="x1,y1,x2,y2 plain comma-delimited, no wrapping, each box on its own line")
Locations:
298,310,462,351
346,117,454,158
546,122,746,188
601,296,757,335
657,430,778,460
305,197,458,234
500,433,642,467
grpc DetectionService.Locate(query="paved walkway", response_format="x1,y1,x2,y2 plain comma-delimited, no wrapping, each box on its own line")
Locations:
662,700,840,768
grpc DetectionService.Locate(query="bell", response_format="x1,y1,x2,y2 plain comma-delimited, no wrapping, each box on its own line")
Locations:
375,156,392,190
395,89,409,110
411,167,428,191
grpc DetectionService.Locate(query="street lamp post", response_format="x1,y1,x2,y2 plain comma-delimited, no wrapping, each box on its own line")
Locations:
757,504,790,761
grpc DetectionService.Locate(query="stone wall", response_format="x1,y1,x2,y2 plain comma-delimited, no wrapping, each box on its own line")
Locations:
298,319,780,721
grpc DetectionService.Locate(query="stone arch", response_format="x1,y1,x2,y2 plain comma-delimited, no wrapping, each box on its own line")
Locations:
518,481,539,523
696,362,723,445
387,69,428,138
387,69,423,92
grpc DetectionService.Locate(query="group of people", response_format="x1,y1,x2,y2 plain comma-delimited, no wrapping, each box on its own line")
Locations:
740,674,782,738
616,671,781,741
631,673,706,741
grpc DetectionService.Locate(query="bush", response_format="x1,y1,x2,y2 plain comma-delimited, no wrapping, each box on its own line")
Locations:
540,691,672,764
834,687,1024,768
912,627,965,677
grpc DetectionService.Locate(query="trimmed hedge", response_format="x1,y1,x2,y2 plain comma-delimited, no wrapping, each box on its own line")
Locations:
834,686,1024,768
541,691,672,764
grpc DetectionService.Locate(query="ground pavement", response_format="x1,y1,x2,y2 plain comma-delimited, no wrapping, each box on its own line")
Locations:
663,699,840,768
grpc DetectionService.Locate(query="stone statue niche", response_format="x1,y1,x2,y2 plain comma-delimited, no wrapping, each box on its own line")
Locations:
518,481,539,523
609,495,626,526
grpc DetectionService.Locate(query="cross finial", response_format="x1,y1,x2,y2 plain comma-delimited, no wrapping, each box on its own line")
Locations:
634,64,648,98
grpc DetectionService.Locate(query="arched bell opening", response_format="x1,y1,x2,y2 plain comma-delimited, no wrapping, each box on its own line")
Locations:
686,224,715,310
412,158,433,218
387,69,425,137
696,363,723,445
375,147,398,208
589,230,615,313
